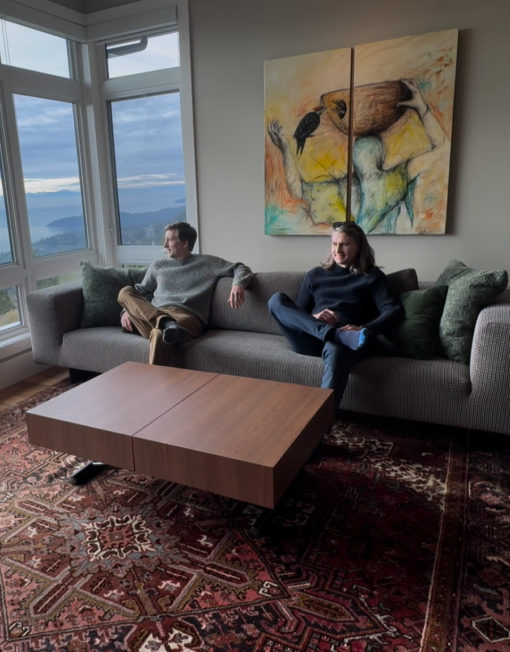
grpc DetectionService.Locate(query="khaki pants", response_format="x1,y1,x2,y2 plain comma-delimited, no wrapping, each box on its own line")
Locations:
118,286,203,365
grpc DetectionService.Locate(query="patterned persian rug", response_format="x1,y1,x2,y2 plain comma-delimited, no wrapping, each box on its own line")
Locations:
0,381,509,651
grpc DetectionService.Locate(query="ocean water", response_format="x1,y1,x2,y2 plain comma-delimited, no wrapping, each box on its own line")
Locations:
0,223,64,256
0,186,185,258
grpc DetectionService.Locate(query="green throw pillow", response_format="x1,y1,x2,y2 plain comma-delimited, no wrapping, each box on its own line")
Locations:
435,260,508,363
381,285,448,359
80,262,147,328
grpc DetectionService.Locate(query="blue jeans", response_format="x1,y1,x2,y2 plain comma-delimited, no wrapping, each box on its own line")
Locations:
268,292,363,409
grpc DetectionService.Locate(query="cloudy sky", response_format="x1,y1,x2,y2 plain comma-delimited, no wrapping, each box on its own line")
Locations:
1,19,184,199
15,92,184,198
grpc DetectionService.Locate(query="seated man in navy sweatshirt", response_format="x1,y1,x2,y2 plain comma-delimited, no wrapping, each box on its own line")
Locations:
268,221,402,410
118,221,253,365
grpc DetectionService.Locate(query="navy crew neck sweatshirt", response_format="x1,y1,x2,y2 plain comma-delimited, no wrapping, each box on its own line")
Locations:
297,265,401,335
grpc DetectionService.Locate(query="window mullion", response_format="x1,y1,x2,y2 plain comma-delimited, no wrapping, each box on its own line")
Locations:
0,77,33,287
176,0,198,234
70,41,100,267
5,67,80,101
80,42,118,267
104,68,181,99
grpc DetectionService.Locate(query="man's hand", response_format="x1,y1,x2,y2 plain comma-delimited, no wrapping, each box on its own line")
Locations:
120,310,134,332
339,324,364,331
313,309,338,326
228,285,245,309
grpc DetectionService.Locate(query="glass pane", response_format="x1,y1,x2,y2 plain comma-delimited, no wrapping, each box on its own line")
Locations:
36,271,80,290
14,95,87,258
106,32,179,78
0,19,70,78
0,286,20,332
110,93,186,245
0,159,13,265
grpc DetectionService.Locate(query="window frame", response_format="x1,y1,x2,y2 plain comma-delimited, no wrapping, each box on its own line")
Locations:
0,1,196,354
0,53,96,346
87,21,197,267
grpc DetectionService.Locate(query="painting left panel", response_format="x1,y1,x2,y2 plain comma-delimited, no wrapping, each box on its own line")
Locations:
264,48,351,235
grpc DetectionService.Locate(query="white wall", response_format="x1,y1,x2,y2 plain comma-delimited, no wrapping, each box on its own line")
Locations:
189,0,510,280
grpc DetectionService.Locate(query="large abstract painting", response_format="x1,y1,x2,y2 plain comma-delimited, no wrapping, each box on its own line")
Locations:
264,29,458,235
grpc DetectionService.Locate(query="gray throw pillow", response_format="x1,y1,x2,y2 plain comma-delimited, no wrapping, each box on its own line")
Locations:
435,260,508,363
80,261,147,328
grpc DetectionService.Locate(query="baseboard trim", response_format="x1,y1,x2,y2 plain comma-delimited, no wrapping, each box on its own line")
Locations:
0,349,49,390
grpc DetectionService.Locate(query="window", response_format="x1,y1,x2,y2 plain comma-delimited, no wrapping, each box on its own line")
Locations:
36,272,80,289
0,159,13,265
101,23,195,259
106,31,179,78
0,19,71,78
0,22,87,340
109,92,186,245
0,4,195,352
0,286,20,332
14,95,87,258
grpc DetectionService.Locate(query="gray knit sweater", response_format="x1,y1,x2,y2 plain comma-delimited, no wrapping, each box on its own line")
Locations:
134,254,253,324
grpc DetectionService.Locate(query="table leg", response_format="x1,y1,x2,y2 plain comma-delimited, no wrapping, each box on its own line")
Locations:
248,507,275,538
69,461,109,485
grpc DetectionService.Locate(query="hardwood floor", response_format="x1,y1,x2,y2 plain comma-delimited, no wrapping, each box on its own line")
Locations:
0,367,69,410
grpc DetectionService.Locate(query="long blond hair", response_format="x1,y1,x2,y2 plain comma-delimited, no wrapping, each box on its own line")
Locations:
322,222,375,274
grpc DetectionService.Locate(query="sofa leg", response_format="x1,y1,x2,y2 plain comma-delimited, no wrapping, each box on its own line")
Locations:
68,461,109,485
69,368,99,383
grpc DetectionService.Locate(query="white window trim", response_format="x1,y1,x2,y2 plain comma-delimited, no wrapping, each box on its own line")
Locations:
85,7,177,42
2,54,98,285
0,0,197,366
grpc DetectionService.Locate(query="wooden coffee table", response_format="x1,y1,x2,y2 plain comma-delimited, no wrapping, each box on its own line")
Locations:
26,362,334,510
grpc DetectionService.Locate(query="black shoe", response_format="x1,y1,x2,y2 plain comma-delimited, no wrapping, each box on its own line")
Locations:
162,324,190,344
334,327,368,350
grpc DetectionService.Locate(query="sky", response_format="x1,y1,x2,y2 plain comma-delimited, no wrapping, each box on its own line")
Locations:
13,92,185,199
0,19,184,200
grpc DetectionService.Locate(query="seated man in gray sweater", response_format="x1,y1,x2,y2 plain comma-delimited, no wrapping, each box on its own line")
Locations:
118,221,253,365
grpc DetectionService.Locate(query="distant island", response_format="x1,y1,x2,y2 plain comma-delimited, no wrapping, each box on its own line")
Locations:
0,205,186,263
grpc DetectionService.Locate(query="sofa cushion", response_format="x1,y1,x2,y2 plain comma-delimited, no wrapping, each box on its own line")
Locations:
209,268,418,334
435,260,508,363
385,268,419,295
80,262,147,328
209,272,305,334
175,329,324,385
381,285,448,359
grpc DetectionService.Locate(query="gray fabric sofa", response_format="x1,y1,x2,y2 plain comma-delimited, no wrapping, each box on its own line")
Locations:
27,270,510,435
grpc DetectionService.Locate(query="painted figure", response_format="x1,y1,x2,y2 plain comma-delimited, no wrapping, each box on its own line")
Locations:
267,78,447,233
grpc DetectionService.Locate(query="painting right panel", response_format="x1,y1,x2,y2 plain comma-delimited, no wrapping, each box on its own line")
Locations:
350,29,458,234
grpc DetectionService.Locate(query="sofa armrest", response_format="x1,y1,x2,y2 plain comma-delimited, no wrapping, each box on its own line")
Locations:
26,281,84,365
470,302,510,402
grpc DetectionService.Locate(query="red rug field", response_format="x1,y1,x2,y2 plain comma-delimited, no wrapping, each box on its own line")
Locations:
0,380,509,651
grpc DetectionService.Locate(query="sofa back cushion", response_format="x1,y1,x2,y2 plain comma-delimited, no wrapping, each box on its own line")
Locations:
208,268,418,334
209,272,305,334
386,267,419,296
